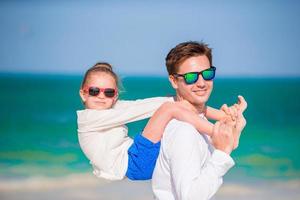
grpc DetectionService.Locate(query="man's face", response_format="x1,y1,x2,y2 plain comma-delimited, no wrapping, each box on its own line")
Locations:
169,55,213,109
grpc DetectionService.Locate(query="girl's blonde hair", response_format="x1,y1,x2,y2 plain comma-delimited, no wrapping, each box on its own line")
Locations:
81,62,120,89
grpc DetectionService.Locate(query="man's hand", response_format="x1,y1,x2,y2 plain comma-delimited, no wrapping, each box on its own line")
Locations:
233,108,247,149
221,95,247,149
211,119,235,155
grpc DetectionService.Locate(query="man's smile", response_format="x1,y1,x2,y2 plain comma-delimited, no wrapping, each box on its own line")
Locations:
193,89,207,96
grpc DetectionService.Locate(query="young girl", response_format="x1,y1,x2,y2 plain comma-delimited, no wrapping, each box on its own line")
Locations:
77,62,246,181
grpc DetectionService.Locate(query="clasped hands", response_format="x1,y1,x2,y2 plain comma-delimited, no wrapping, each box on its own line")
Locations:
212,95,247,154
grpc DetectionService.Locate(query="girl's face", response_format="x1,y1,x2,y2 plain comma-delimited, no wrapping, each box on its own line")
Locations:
80,72,118,110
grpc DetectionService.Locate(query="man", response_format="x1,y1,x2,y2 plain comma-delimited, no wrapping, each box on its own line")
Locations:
152,41,246,199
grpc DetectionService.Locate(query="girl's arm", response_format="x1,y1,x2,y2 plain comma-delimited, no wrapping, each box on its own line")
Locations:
77,97,173,132
205,106,227,121
143,102,215,143
206,95,248,121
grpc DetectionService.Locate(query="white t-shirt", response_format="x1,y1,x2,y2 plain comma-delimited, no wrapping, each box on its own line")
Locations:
77,97,172,180
152,117,235,200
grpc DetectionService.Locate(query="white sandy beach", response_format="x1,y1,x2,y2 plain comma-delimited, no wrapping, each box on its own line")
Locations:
1,173,300,200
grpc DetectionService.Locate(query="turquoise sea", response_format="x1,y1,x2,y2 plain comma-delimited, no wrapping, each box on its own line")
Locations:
0,73,300,183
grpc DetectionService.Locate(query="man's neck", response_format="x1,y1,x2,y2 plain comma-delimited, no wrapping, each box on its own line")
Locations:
174,95,206,114
195,104,206,114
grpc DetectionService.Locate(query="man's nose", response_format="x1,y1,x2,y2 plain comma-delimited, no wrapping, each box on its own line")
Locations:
195,75,205,87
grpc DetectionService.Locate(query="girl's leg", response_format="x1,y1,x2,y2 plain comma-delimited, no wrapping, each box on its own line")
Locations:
142,102,214,143
126,102,214,180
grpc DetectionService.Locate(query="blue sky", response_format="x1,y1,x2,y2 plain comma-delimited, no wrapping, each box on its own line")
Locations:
0,0,300,77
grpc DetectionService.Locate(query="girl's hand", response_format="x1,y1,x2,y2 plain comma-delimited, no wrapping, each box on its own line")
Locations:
220,104,238,122
220,95,248,123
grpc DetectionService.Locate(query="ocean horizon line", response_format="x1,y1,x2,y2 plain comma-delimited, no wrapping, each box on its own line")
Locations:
0,71,300,80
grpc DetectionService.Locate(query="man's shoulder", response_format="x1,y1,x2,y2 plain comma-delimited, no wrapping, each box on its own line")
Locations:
166,119,196,130
162,119,210,159
164,119,203,141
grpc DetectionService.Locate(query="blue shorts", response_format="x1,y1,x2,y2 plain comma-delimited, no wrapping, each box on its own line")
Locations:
126,134,161,180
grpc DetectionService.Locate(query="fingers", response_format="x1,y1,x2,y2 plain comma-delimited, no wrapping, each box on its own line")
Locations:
213,121,221,136
229,106,238,121
222,103,238,122
236,113,247,130
224,118,235,130
212,119,235,154
236,99,247,129
237,95,248,112
233,113,246,149
219,119,233,133
221,104,230,115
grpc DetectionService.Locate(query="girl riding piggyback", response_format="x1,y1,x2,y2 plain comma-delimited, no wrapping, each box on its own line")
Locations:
77,62,246,181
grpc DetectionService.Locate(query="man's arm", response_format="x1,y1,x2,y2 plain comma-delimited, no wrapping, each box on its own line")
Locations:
168,122,235,200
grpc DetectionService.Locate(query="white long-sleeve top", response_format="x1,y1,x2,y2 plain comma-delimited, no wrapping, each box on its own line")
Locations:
77,97,172,181
152,116,235,200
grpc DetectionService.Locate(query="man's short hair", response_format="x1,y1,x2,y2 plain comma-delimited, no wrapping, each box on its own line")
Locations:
166,41,212,75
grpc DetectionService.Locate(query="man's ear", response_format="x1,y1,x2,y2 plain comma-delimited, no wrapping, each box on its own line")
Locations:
169,75,178,89
79,89,86,103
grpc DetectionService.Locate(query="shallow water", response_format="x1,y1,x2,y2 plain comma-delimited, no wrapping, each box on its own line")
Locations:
0,74,299,182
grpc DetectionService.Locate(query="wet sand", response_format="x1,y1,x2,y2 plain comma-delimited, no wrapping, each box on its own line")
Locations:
1,173,299,200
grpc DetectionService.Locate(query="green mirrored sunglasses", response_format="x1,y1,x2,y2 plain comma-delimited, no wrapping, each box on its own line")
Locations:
173,66,216,85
